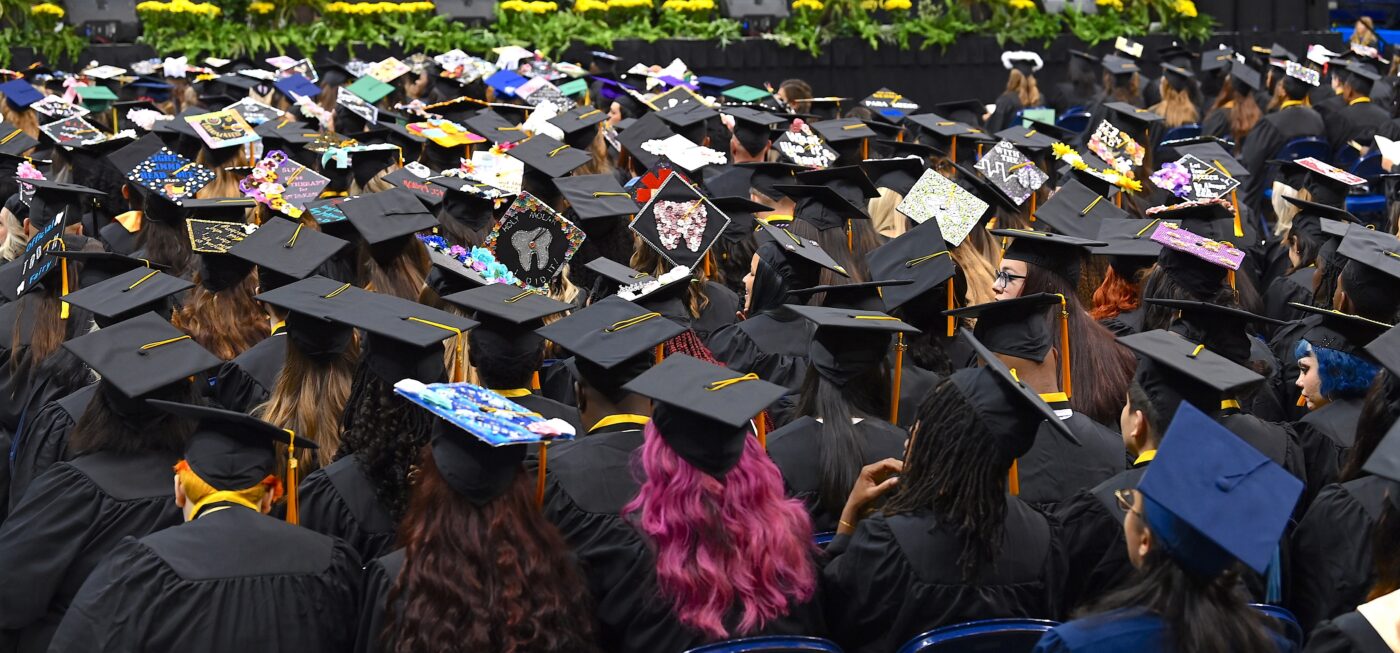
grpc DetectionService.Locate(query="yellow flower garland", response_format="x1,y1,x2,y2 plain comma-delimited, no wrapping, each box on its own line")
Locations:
1172,0,1197,17
249,1,275,13
324,1,435,14
1007,0,1035,9
1094,0,1122,11
31,3,66,17
661,0,715,11
792,0,823,10
500,0,558,12
136,0,222,17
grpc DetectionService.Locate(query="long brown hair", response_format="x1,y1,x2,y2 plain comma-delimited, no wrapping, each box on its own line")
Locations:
0,102,41,139
9,237,102,381
575,127,615,177
1211,82,1261,149
629,236,712,319
254,337,359,469
172,271,268,360
1005,69,1042,108
383,452,599,653
1151,78,1199,128
1103,71,1141,104
360,236,430,302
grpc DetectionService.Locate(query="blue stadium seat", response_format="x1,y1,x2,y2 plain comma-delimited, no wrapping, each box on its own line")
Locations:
1334,144,1365,171
1345,151,1387,217
1251,604,1304,648
1275,137,1330,163
814,531,836,547
896,618,1060,653
684,636,844,652
1160,124,1201,144
1057,108,1091,135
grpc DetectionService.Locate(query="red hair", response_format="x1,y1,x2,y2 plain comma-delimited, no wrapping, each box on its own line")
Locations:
1090,265,1143,321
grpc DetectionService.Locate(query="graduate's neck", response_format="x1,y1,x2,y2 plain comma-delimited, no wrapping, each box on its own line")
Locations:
579,387,651,433
995,353,1060,395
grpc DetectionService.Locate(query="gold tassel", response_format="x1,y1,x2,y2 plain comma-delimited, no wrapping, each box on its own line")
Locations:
1230,189,1243,238
58,239,69,320
1297,393,1308,407
655,343,664,364
1228,269,1236,289
1008,459,1020,495
890,333,905,423
846,220,853,252
284,430,299,525
951,136,957,163
536,442,548,507
1057,294,1071,399
530,370,541,391
1029,192,1036,221
756,413,767,449
946,280,956,337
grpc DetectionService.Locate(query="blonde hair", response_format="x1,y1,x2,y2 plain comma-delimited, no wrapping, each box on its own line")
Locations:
349,164,402,196
253,338,359,469
174,459,280,512
630,236,712,319
195,147,254,203
950,237,998,306
1005,69,1042,108
0,100,41,139
867,188,909,239
575,127,615,177
1150,78,1199,128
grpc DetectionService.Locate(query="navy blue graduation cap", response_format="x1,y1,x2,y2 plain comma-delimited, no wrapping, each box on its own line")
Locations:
0,79,43,108
1137,401,1304,576
273,74,320,100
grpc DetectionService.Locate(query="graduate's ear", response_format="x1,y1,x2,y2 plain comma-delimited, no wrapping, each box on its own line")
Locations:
22,217,32,237
173,475,187,508
1137,523,1155,561
259,490,274,514
575,381,588,414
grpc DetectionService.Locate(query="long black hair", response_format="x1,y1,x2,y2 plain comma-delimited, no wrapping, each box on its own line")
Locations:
1341,369,1400,482
884,378,1009,581
68,379,200,456
336,361,435,520
1079,549,1283,651
792,362,889,517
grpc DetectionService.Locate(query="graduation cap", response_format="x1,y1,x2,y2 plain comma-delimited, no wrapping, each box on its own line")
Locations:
1283,195,1361,244
896,167,989,247
755,218,849,278
865,217,955,314
462,109,528,144
1362,408,1400,503
974,140,1049,207
616,112,676,170
1101,54,1141,76
536,294,685,391
950,328,1079,460
339,187,437,245
109,133,215,205
0,79,42,109
994,124,1059,155
859,157,925,196
1120,328,1264,417
656,102,718,146
1337,221,1400,283
1161,63,1196,91
486,192,584,290
227,217,348,291
422,243,494,298
946,292,1063,366
1229,61,1262,91
327,281,480,382
76,85,118,112
1145,216,1243,295
0,120,40,156
243,275,352,361
149,400,317,513
1095,217,1168,276
586,256,654,291
342,144,401,188
506,134,591,179
1032,179,1127,240
725,106,783,153
443,282,571,330
771,122,838,168
382,169,445,209
776,182,869,232
1145,298,1286,367
623,354,785,477
788,279,912,311
59,266,191,328
273,74,320,100
62,311,223,399
1280,157,1367,209
548,106,608,150
722,85,773,106
932,100,985,127
860,88,920,121
992,227,1106,285
811,117,876,148
737,161,802,201
630,173,728,268
1200,48,1237,72
788,304,919,406
1136,401,1303,576
1345,61,1382,86
554,173,639,220
1291,303,1392,357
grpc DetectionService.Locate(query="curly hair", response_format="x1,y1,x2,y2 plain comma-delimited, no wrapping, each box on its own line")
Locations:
172,271,268,361
1090,264,1144,321
336,362,435,520
623,425,816,640
885,377,1010,582
1296,339,1381,401
383,452,599,653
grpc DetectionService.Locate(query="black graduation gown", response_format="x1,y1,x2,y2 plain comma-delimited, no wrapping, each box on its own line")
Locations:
1296,397,1365,509
1304,611,1393,653
822,499,1066,653
1270,315,1320,422
986,92,1023,135
209,329,286,413
1325,100,1390,154
1288,475,1395,632
1048,82,1097,115
1018,396,1126,511
1263,267,1317,324
0,301,35,436
1218,408,1307,483
97,220,139,256
297,456,398,562
1055,463,1149,614
499,389,583,434
1098,308,1145,337
542,420,825,652
354,548,404,653
694,281,741,344
7,383,97,512
0,451,183,653
49,506,362,653
707,312,815,392
1240,105,1326,213
766,416,908,533
1202,106,1233,142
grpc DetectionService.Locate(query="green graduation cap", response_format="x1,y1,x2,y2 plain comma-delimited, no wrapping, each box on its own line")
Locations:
557,78,589,98
347,76,394,104
76,85,118,111
723,85,772,104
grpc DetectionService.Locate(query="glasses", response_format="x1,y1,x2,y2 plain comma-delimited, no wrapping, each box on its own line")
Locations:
993,269,1026,287
1114,488,1143,519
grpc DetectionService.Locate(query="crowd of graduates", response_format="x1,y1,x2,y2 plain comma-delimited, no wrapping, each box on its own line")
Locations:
0,34,1396,653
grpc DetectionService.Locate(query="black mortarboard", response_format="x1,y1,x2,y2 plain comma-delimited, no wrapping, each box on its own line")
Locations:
656,102,718,146
1229,61,1262,91
339,187,438,245
951,328,1078,457
346,145,401,188
63,311,222,399
1102,54,1140,76
788,279,912,311
1200,48,1236,72
507,134,590,179
1162,63,1196,91
790,164,879,207
150,399,316,491
616,112,676,170
1145,298,1285,366
554,173,640,220
932,100,986,127
1168,140,1250,180
1291,303,1391,357
709,195,769,243
0,120,39,156
1346,61,1382,85
462,109,529,145
623,354,785,477
383,169,445,209
424,245,492,297
325,282,479,381
993,227,1106,285
776,183,869,231
1121,328,1263,416
61,267,192,327
946,293,1060,363
443,283,571,328
1337,226,1400,283
859,157,925,196
811,117,876,146
535,294,685,391
1278,158,1365,209
630,173,728,268
1095,218,1167,276
585,257,654,291
755,218,850,277
725,106,783,155
227,217,348,291
789,303,918,386
252,276,356,360
738,161,802,200
866,217,955,312
548,106,608,150
1032,179,1127,240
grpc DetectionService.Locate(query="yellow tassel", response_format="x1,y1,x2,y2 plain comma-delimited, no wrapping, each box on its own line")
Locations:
530,370,541,391
756,413,767,449
1228,269,1236,289
1029,193,1036,221
1057,294,1071,399
285,430,299,525
846,220,853,252
890,333,905,424
1230,189,1243,238
1297,393,1308,407
655,343,664,364
951,136,957,163
946,280,956,337
536,442,548,507
1008,459,1020,495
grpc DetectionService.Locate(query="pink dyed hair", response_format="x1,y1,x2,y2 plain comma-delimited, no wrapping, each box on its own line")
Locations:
623,424,817,640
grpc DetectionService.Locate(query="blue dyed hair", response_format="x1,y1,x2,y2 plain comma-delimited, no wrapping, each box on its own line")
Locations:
1295,339,1381,400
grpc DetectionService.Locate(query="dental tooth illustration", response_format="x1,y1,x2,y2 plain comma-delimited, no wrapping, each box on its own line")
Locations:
511,226,552,271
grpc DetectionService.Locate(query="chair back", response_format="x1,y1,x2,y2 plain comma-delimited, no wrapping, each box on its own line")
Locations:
1250,604,1303,648
1160,124,1202,144
896,618,1060,653
1057,109,1091,135
813,531,836,547
1351,151,1385,184
1273,137,1330,163
683,635,844,653
1334,144,1364,171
